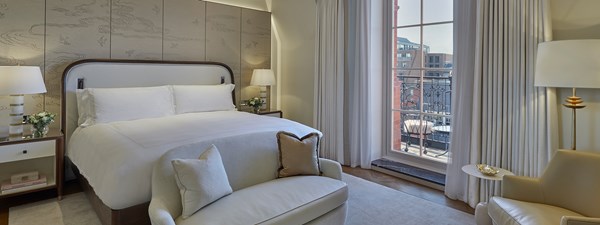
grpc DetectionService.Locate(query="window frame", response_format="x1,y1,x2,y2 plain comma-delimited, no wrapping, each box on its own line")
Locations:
382,0,454,173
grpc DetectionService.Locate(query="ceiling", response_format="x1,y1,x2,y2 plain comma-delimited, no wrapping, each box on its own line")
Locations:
550,0,600,40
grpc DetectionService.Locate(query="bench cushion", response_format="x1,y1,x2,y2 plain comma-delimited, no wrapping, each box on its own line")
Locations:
176,176,348,225
489,197,583,225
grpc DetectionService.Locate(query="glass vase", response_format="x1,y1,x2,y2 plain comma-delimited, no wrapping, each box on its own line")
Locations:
252,107,260,114
31,125,49,138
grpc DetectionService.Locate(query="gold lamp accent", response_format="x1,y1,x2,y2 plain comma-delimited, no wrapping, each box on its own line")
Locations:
534,40,600,150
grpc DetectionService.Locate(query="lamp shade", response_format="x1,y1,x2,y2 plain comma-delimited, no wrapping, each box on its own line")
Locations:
250,69,275,86
534,40,600,88
0,66,47,95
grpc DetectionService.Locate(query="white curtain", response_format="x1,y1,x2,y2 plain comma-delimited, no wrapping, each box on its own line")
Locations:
345,0,372,168
314,0,345,163
445,0,558,207
444,0,478,204
315,0,373,168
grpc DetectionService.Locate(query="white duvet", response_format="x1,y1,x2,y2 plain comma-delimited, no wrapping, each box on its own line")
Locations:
67,111,320,210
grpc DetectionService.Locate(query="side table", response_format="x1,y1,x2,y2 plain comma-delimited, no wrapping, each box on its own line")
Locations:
461,164,513,181
462,164,514,225
257,110,282,118
0,128,64,200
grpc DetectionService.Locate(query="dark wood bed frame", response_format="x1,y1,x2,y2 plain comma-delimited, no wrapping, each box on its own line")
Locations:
70,159,151,225
61,59,235,225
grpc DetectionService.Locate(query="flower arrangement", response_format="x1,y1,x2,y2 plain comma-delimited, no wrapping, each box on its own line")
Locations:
26,111,56,137
245,97,264,113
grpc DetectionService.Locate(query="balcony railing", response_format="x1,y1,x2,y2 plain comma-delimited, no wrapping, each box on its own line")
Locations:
396,75,452,161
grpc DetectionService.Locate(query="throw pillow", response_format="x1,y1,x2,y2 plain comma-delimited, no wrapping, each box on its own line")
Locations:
276,131,321,178
171,144,232,219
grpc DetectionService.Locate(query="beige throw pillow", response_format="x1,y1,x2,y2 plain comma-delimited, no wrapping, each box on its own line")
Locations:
277,131,321,178
171,144,232,219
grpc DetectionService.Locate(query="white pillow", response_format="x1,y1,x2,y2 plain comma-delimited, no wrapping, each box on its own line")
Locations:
172,84,236,114
83,86,175,125
172,145,232,219
75,89,94,127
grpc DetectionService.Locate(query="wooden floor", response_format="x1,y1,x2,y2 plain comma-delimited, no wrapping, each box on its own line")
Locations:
0,167,473,225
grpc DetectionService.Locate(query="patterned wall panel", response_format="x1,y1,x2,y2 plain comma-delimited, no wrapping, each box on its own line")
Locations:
0,0,45,135
111,0,163,59
0,0,270,136
205,3,242,106
241,9,271,106
45,0,111,128
163,0,206,61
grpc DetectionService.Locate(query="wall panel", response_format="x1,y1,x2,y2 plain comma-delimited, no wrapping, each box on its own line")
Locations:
163,0,206,60
241,9,271,107
45,0,111,128
0,0,270,137
206,3,242,105
111,0,163,59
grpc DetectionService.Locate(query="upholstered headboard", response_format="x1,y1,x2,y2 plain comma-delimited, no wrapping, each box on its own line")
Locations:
61,59,235,144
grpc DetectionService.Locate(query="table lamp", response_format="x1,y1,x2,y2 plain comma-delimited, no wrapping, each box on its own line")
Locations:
250,69,275,110
534,40,600,150
0,66,47,138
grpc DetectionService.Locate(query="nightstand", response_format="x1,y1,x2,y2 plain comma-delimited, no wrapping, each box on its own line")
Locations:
0,128,64,200
258,110,283,118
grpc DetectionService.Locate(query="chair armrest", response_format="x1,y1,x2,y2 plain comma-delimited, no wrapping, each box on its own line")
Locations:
319,158,342,180
561,216,600,225
501,175,544,203
149,197,176,225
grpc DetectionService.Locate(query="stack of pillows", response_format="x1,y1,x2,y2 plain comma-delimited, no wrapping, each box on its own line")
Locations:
75,84,236,127
171,131,322,219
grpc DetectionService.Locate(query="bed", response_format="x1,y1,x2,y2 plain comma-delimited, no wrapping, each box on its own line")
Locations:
61,59,320,225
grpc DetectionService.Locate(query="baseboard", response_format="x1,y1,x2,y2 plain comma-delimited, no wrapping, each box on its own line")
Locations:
372,166,444,191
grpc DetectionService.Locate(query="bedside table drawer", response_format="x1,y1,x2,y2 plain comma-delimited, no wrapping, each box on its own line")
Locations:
0,140,55,163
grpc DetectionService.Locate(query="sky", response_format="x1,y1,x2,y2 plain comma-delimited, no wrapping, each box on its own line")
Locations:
395,0,453,54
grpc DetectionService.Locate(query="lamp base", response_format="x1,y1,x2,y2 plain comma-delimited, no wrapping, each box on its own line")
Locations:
8,95,24,139
563,88,586,150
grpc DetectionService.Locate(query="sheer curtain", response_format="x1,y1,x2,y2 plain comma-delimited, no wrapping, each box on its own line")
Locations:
314,0,373,168
445,0,558,207
444,0,477,204
314,0,345,163
345,0,372,168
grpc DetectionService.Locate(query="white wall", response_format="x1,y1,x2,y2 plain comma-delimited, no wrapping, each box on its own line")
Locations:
550,0,600,151
271,0,316,126
207,0,317,127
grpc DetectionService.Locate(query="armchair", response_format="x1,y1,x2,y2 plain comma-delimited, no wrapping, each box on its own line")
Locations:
477,150,600,225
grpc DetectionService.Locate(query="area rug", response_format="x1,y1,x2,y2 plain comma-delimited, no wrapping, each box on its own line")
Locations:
8,192,101,225
9,174,474,225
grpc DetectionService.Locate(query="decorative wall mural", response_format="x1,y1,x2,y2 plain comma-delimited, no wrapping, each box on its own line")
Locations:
0,0,271,134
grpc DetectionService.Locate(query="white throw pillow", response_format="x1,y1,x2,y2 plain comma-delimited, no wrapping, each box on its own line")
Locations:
171,145,233,219
84,86,175,124
172,84,236,114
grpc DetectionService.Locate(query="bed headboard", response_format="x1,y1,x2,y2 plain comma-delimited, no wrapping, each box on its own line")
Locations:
61,59,235,144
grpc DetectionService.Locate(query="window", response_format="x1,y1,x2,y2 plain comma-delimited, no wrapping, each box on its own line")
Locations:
388,0,453,165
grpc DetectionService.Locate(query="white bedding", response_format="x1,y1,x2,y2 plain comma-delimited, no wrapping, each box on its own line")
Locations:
67,111,320,210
